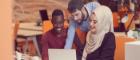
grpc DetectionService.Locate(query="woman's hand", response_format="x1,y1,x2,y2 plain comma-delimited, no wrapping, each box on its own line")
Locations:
82,48,88,60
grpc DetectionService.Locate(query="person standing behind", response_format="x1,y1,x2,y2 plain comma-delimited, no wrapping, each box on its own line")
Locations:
65,0,100,49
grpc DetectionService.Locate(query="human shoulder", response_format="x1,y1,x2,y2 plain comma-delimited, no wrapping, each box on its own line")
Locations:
101,32,116,48
105,32,115,38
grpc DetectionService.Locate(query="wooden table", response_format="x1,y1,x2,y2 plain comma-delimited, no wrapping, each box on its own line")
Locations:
19,22,42,31
17,22,43,57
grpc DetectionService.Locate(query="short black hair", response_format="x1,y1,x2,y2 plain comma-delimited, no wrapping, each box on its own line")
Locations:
68,0,84,13
52,9,64,22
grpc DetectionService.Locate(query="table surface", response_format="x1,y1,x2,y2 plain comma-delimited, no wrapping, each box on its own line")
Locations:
114,32,126,37
18,22,43,36
125,41,140,45
19,22,42,31
18,29,42,37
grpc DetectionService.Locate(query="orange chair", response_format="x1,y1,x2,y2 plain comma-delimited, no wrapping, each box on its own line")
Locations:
114,33,136,60
42,20,53,33
113,12,119,29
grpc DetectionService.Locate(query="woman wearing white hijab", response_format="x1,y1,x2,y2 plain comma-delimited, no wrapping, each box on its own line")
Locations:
82,5,116,60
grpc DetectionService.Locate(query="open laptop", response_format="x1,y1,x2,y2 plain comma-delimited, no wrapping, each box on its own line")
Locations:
48,49,77,60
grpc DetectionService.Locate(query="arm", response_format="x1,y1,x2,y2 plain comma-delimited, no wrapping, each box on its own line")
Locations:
64,20,77,49
41,34,49,60
82,45,88,60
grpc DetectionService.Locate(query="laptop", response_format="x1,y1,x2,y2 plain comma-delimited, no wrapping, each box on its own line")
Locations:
48,49,77,60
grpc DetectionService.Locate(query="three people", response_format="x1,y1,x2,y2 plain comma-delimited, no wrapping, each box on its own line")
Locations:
41,0,116,60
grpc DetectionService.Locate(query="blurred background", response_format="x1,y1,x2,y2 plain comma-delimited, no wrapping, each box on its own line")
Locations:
12,0,70,22
12,0,140,60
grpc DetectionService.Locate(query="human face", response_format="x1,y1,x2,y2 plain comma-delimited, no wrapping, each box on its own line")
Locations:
71,9,83,23
89,13,97,34
52,15,64,34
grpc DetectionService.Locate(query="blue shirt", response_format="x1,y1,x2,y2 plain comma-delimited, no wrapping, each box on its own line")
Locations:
64,2,100,49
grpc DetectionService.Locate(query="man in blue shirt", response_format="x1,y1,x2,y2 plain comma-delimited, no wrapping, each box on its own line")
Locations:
64,0,100,49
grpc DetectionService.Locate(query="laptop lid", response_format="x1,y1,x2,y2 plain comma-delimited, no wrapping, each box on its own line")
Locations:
48,49,76,60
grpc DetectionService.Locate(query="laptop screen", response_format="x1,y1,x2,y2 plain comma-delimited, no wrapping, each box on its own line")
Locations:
48,49,76,60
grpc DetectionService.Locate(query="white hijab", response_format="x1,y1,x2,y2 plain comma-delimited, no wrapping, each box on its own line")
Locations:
82,5,114,60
